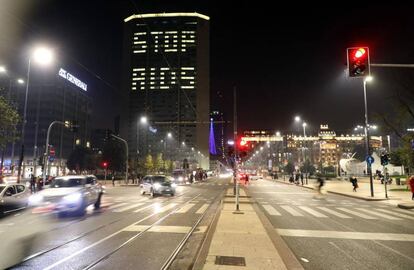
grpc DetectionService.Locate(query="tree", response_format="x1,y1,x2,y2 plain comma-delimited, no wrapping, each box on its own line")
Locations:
102,139,126,172
284,160,295,175
164,159,172,173
144,154,154,173
154,153,164,173
0,96,19,149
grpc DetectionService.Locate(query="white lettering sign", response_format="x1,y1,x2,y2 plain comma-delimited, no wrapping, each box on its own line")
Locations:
58,68,87,91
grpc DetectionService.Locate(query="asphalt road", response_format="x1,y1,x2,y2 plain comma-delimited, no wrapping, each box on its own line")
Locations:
0,176,230,270
247,178,414,270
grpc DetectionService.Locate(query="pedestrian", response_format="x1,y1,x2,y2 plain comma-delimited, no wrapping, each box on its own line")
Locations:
300,172,304,186
112,175,115,187
408,175,414,200
316,176,325,194
350,176,358,192
295,172,300,185
30,174,36,193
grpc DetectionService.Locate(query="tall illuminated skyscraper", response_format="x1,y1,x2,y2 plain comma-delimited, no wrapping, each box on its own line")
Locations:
120,12,210,168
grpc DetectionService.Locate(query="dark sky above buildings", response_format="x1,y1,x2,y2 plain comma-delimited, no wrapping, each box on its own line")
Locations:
1,1,413,136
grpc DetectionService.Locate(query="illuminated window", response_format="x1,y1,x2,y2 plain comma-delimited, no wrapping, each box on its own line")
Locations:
154,49,158,52
160,77,165,80
173,35,178,38
132,87,137,90
142,45,147,48
151,68,155,70
173,44,177,47
181,72,186,75
165,31,177,34
160,81,164,84
134,68,145,71
133,37,138,40
140,82,145,85
132,73,137,76
181,76,194,79
165,40,169,43
165,44,170,48
150,86,155,89
181,49,186,52
182,44,186,47
161,67,170,70
150,82,155,85
182,67,195,70
171,81,176,84
190,81,194,84
181,86,194,89
165,49,177,52
134,41,146,44
151,72,155,75
160,86,169,89
171,71,176,75
75,139,81,145
134,32,146,35
150,77,155,80
133,50,146,53
141,87,145,90
132,82,137,85
140,72,145,75
160,72,165,75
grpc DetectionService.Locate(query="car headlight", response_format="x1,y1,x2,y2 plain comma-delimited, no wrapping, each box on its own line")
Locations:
178,176,183,181
153,183,161,189
29,194,44,206
171,183,177,188
62,193,82,203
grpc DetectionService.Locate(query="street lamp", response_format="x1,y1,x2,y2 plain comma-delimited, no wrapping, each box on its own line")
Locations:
136,115,148,159
363,75,374,197
17,46,53,182
302,122,307,137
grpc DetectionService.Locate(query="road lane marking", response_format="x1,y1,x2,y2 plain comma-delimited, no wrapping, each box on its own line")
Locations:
262,205,281,216
113,203,145,212
393,208,414,215
280,205,304,216
375,209,414,220
336,208,377,219
175,203,196,213
317,207,352,218
196,204,209,214
108,203,128,209
276,229,414,241
356,208,402,220
298,206,327,217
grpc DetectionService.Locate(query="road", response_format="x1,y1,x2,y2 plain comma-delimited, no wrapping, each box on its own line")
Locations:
247,178,414,270
0,176,230,270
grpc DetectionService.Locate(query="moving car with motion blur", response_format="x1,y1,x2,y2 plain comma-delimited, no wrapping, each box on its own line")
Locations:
0,183,31,216
28,175,103,216
172,169,188,184
140,175,176,197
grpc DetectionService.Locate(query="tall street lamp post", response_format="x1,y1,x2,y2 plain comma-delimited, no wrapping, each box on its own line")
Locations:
17,47,53,183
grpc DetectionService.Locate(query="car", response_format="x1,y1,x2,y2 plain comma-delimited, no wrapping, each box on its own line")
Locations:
28,175,103,216
172,169,188,184
140,175,176,197
248,174,261,180
0,183,31,216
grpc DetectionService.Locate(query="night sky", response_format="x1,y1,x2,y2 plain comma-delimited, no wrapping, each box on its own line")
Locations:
1,1,413,136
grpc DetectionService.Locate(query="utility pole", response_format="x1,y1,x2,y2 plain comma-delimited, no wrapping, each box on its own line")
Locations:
233,87,240,212
111,134,129,184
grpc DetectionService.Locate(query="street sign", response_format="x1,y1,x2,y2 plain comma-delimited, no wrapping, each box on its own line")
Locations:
366,155,374,165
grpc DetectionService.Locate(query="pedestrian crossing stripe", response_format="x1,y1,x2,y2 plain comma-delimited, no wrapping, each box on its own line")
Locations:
280,205,304,216
108,203,128,210
113,203,145,212
316,207,352,218
196,204,209,214
175,203,196,213
334,208,377,219
375,209,414,220
298,206,328,218
262,205,281,216
355,208,402,220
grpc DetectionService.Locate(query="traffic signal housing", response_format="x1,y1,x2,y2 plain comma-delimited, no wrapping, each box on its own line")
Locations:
380,154,389,166
347,47,370,77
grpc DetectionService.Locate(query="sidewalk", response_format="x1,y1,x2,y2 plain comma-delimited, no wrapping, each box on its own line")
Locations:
201,187,302,270
271,177,414,208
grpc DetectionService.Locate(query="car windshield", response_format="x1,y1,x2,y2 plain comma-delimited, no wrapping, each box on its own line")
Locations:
50,178,84,188
172,171,184,176
152,176,168,183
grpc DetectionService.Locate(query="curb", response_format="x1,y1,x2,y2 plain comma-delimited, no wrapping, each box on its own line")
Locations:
398,203,414,209
244,187,304,270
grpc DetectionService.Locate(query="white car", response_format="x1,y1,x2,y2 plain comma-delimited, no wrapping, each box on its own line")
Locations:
29,175,103,216
0,183,31,216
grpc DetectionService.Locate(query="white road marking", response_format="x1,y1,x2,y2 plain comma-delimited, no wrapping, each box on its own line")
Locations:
108,203,128,209
175,203,196,213
196,204,209,214
262,205,281,216
113,203,145,212
276,229,414,241
375,209,414,220
280,205,304,216
298,206,328,217
336,208,377,219
393,208,414,215
356,208,402,220
317,207,352,218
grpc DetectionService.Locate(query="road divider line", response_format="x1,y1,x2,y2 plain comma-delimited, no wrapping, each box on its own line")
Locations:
262,205,281,216
336,208,377,219
317,207,352,218
280,205,304,216
356,208,402,220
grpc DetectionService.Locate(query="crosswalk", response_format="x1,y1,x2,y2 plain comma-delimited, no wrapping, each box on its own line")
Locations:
101,197,210,215
260,203,414,221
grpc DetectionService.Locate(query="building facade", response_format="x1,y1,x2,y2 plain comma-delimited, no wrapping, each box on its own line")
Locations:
1,67,92,178
120,12,210,169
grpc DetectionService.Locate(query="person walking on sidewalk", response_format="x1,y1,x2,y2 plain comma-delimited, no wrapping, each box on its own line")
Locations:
408,175,414,200
350,176,358,192
316,176,325,194
112,175,115,187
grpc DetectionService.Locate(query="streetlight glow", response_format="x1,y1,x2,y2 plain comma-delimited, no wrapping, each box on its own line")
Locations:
17,78,25,84
294,116,301,122
33,47,54,65
167,132,172,138
276,131,281,137
302,122,307,127
140,116,148,124
365,76,373,82
0,66,6,73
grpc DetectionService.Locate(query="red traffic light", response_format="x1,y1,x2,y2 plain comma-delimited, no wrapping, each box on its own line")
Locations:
347,47,370,77
102,162,108,168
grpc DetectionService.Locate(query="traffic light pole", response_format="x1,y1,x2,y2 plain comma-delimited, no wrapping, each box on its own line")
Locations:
363,79,374,197
42,121,65,186
233,87,240,212
111,134,129,185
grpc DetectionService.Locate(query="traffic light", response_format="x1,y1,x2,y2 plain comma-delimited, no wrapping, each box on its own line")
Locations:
380,154,389,166
347,47,370,77
70,120,79,133
102,161,108,168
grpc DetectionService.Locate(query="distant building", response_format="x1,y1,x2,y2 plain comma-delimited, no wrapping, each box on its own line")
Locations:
120,12,210,169
1,67,92,178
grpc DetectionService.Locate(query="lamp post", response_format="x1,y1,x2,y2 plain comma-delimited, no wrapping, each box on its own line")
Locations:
17,46,53,183
363,76,374,197
136,116,148,160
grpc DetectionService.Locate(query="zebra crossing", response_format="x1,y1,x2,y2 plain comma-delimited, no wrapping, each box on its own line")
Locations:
101,196,210,215
259,203,414,221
